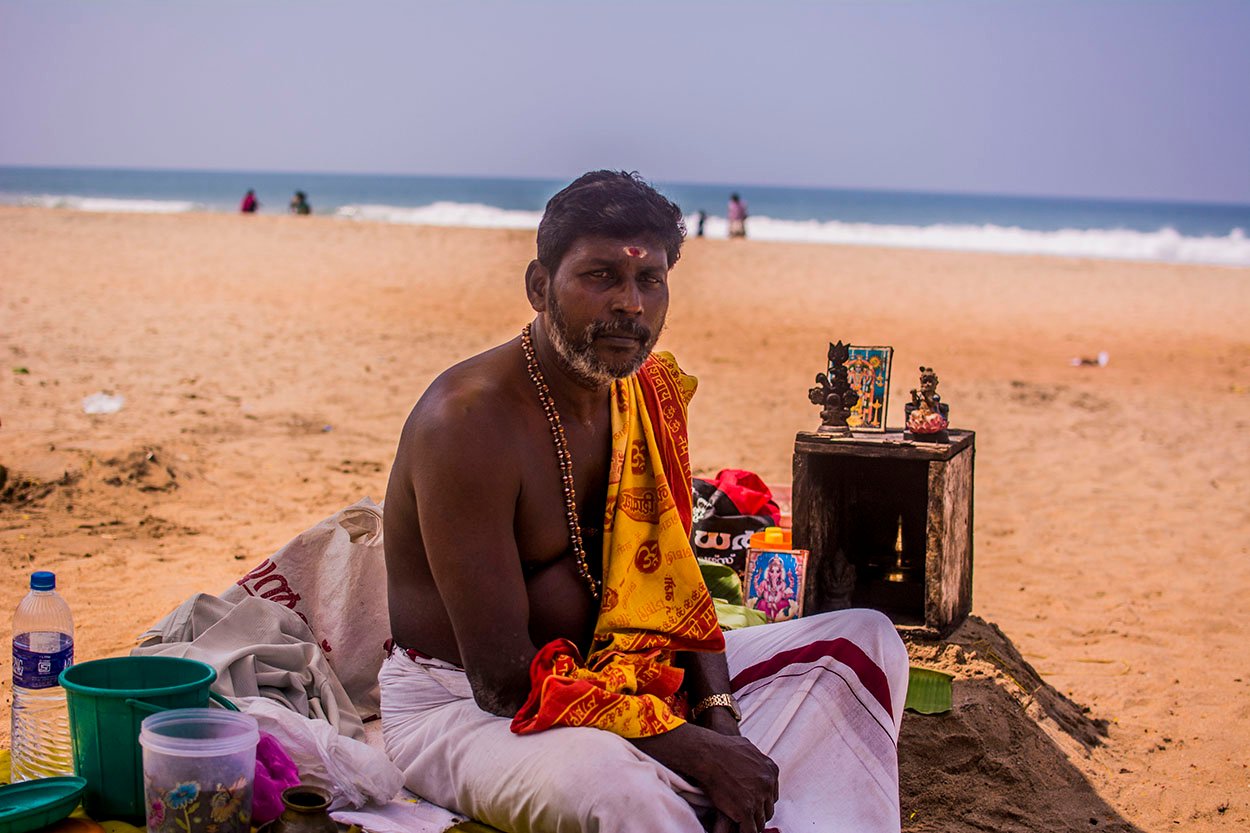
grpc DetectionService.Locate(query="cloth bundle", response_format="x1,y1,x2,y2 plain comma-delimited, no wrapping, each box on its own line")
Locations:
220,498,390,719
690,468,781,576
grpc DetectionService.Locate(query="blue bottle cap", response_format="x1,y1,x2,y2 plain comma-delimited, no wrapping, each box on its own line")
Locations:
30,571,56,591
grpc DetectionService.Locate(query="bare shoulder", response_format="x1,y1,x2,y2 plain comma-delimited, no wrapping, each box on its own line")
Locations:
396,339,530,475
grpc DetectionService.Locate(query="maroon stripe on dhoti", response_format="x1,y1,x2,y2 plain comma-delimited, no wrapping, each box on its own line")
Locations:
729,637,893,719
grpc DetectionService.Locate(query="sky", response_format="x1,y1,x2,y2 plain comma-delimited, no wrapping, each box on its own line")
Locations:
1,0,1248,204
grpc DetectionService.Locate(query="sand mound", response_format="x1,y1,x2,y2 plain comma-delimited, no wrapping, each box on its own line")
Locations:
902,617,1139,832
98,447,179,492
0,444,189,506
0,465,79,505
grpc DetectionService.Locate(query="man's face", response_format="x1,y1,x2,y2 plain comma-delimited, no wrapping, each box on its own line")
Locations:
542,234,670,386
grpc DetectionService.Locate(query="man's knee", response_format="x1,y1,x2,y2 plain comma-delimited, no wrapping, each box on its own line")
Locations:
837,608,909,721
580,791,702,832
867,610,907,660
572,754,702,832
520,730,701,832
832,608,908,674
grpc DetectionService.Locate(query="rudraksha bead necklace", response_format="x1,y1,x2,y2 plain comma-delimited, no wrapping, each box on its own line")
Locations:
520,323,602,600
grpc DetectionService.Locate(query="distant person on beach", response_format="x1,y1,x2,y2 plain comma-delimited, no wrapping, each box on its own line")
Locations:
696,210,707,237
240,189,258,214
728,193,748,238
289,191,311,215
380,169,907,833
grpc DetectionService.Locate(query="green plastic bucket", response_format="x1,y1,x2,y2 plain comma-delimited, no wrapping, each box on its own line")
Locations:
59,656,235,823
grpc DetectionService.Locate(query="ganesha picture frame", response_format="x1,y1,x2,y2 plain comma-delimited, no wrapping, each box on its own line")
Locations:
744,547,809,623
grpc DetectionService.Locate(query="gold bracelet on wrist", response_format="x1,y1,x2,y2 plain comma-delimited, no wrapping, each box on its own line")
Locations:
690,692,741,722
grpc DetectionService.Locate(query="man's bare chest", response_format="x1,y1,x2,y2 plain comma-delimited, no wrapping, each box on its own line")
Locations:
513,420,612,572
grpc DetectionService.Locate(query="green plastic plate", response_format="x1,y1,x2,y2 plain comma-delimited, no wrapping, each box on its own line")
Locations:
0,776,87,833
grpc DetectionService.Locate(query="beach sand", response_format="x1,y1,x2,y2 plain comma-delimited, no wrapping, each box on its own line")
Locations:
1,206,1247,831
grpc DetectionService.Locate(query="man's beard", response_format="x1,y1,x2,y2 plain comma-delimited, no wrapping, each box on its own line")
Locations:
546,296,662,387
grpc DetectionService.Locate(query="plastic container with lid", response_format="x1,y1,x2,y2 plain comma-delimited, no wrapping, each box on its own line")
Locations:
140,708,260,833
748,526,792,551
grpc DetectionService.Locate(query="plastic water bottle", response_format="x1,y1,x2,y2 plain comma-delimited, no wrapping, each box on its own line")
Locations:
10,570,75,781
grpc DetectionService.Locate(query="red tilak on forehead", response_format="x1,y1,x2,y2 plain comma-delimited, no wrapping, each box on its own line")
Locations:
624,246,647,258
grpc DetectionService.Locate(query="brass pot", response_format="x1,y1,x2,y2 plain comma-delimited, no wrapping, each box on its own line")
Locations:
266,785,337,833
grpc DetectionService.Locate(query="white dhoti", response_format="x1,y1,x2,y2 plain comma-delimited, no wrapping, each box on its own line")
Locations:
380,608,908,833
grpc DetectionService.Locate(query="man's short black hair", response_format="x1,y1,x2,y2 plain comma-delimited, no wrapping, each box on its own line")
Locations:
537,171,686,271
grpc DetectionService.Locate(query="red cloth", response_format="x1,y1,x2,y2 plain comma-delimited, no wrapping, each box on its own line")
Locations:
510,639,690,737
707,469,780,522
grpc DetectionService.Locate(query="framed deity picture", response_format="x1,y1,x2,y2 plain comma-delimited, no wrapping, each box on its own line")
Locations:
843,345,893,431
744,547,809,623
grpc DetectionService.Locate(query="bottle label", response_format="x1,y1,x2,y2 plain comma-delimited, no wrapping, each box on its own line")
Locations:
13,638,74,690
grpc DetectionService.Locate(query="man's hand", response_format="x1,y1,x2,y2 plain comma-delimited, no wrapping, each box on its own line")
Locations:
633,722,778,833
698,731,779,833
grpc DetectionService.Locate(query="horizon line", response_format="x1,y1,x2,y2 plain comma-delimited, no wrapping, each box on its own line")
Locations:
1,161,1248,211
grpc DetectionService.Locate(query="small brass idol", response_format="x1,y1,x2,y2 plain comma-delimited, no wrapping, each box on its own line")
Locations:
904,366,950,442
809,341,859,435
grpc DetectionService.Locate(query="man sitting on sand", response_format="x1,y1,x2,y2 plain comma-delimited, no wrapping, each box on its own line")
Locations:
380,171,908,833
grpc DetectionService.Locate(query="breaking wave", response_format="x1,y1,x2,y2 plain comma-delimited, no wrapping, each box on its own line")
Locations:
693,214,1250,267
7,190,1247,266
337,202,1250,266
336,201,543,229
5,193,200,214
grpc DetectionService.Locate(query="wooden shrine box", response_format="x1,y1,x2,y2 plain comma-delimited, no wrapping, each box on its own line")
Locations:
791,429,974,637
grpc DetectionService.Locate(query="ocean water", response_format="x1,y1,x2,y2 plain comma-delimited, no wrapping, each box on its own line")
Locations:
2,166,1248,266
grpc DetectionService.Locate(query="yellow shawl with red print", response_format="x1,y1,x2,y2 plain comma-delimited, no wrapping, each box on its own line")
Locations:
510,352,724,738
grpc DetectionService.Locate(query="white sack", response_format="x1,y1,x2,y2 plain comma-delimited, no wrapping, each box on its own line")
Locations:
221,497,390,718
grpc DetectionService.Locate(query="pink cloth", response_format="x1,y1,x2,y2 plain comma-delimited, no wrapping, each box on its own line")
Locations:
252,731,302,824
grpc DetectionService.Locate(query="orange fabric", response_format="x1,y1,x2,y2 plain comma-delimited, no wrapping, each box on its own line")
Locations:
510,352,725,738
